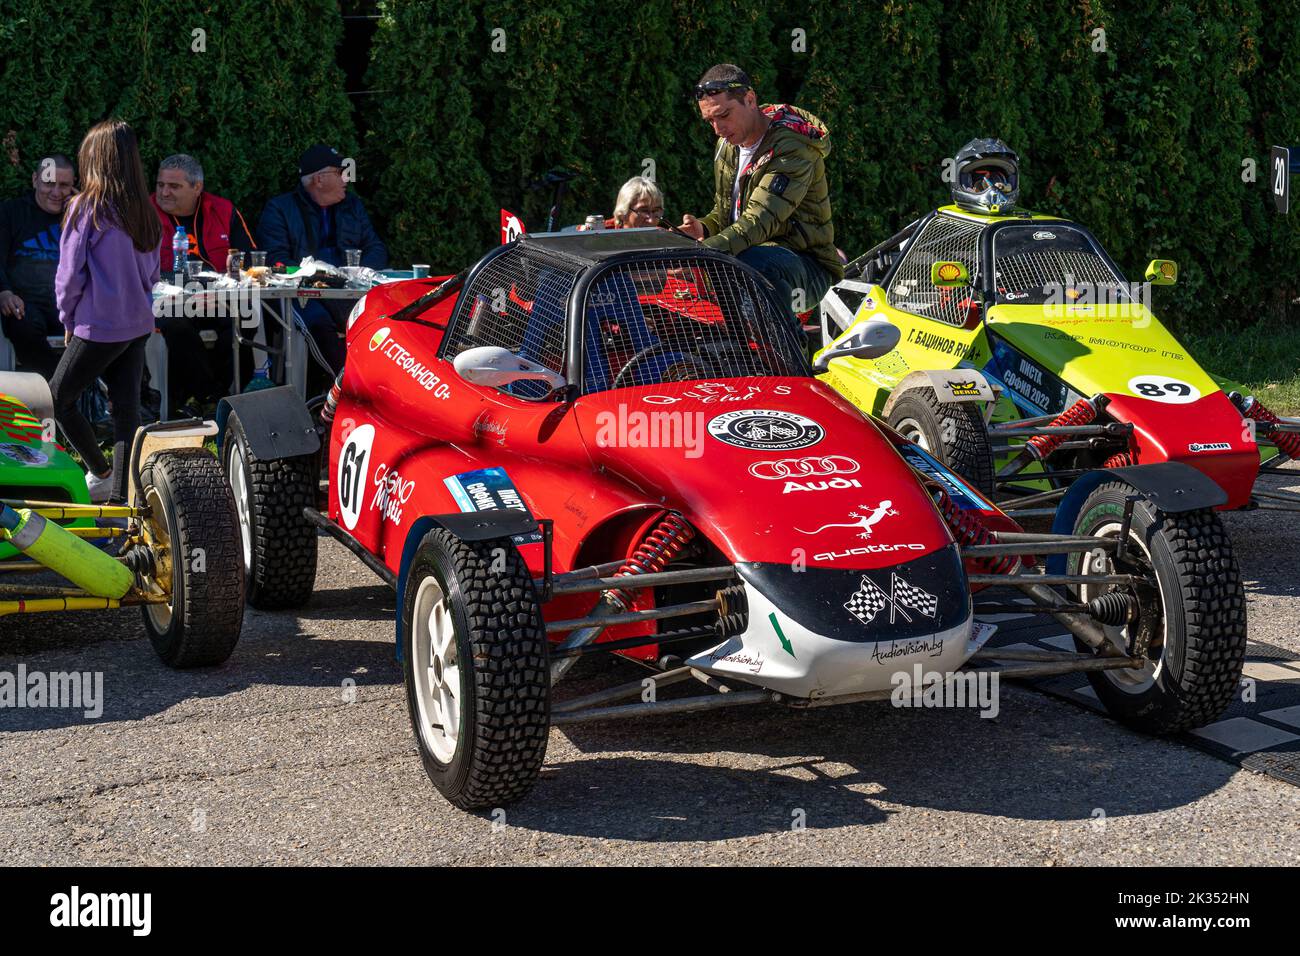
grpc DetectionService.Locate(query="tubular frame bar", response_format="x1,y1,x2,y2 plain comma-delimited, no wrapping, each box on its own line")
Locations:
969,572,1134,586
551,665,695,714
550,689,774,725
545,598,718,634
547,566,737,596
303,507,397,588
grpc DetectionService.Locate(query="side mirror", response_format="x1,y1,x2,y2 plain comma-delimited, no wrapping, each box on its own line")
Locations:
930,260,970,288
1144,259,1178,286
453,346,568,392
813,317,900,372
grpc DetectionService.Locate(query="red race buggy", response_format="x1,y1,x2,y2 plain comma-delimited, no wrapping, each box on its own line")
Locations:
218,230,1247,809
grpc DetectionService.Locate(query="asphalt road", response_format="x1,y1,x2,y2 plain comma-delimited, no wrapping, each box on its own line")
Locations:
2,466,1299,866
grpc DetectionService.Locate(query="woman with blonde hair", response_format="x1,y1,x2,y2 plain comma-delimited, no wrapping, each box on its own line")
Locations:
52,119,161,502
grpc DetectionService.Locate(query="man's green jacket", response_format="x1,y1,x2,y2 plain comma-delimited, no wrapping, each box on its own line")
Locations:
698,103,843,281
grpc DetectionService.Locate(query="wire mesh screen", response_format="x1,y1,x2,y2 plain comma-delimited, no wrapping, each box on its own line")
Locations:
991,225,1129,303
580,257,809,394
886,215,984,327
441,244,583,399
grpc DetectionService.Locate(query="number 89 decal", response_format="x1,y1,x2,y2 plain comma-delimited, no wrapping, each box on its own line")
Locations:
338,423,376,530
1127,375,1201,405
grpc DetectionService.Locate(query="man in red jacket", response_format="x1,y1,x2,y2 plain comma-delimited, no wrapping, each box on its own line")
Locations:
150,154,255,409
152,154,255,273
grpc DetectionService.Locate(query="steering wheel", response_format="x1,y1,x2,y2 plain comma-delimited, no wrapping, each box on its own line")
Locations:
703,338,789,377
610,342,715,390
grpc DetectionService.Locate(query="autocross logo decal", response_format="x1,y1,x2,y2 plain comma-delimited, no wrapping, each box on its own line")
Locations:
749,455,859,479
707,410,824,451
1189,442,1232,453
368,326,390,351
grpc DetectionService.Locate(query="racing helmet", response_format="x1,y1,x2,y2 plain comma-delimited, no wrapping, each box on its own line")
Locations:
952,138,1020,214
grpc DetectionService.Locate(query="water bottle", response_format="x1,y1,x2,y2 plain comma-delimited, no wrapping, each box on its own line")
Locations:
244,358,276,393
171,226,188,285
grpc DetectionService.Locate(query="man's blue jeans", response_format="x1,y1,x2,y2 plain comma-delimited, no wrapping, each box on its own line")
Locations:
736,244,834,347
295,299,348,373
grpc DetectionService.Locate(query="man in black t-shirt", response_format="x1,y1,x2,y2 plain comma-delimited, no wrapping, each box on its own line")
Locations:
0,154,75,379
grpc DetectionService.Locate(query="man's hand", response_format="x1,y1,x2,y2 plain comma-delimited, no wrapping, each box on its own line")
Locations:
0,291,24,319
64,329,72,346
678,214,705,240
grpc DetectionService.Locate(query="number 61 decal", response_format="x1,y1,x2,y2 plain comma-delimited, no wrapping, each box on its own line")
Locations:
338,423,376,530
1127,375,1201,405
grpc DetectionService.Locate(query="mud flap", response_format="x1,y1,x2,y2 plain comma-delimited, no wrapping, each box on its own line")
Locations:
393,509,542,661
216,386,319,461
882,369,997,415
1046,461,1228,573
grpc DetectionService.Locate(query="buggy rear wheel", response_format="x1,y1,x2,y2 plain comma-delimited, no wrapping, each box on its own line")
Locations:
887,386,995,495
1068,482,1246,733
401,528,550,809
221,412,319,609
139,448,246,667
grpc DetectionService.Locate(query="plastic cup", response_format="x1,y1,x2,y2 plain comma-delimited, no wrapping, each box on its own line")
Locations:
412,263,430,278
250,251,267,268
345,248,361,269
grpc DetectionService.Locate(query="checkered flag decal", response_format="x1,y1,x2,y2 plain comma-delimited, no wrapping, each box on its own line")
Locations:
844,575,890,625
891,572,937,620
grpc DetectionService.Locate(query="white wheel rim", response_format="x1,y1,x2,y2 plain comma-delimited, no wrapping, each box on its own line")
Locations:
1078,521,1165,694
228,445,252,573
895,416,930,451
411,575,461,763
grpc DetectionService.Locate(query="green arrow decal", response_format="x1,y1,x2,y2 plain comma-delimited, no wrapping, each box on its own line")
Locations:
769,612,795,658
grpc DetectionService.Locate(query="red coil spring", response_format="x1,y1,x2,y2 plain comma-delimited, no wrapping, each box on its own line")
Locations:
1243,397,1300,459
1025,397,1098,460
1103,451,1134,468
320,375,344,425
610,512,696,609
933,487,1020,575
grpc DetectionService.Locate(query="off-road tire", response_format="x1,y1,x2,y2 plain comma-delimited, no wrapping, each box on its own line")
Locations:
140,448,246,667
887,386,995,495
223,413,318,609
401,529,550,809
1069,481,1246,734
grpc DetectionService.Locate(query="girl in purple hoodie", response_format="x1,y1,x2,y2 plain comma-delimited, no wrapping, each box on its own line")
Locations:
52,120,161,502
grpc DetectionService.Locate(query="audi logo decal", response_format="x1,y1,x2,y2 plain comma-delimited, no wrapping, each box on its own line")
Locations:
748,456,860,480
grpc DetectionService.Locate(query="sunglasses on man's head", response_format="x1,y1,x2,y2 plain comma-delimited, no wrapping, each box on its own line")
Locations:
693,80,750,100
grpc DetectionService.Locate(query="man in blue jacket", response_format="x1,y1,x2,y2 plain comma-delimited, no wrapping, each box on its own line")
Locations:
257,144,388,373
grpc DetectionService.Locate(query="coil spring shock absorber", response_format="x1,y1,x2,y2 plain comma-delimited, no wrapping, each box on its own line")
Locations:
1103,452,1134,468
550,512,697,682
608,512,697,610
1240,395,1300,459
931,485,1020,575
320,372,344,426
1025,396,1101,460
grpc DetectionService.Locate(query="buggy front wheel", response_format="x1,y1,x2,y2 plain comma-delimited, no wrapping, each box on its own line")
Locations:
400,529,550,809
1068,482,1246,734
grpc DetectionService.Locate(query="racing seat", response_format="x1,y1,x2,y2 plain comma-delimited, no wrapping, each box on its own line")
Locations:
509,268,575,399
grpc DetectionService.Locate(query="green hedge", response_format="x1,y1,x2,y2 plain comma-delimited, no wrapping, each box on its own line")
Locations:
1,0,1296,331
0,0,356,225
